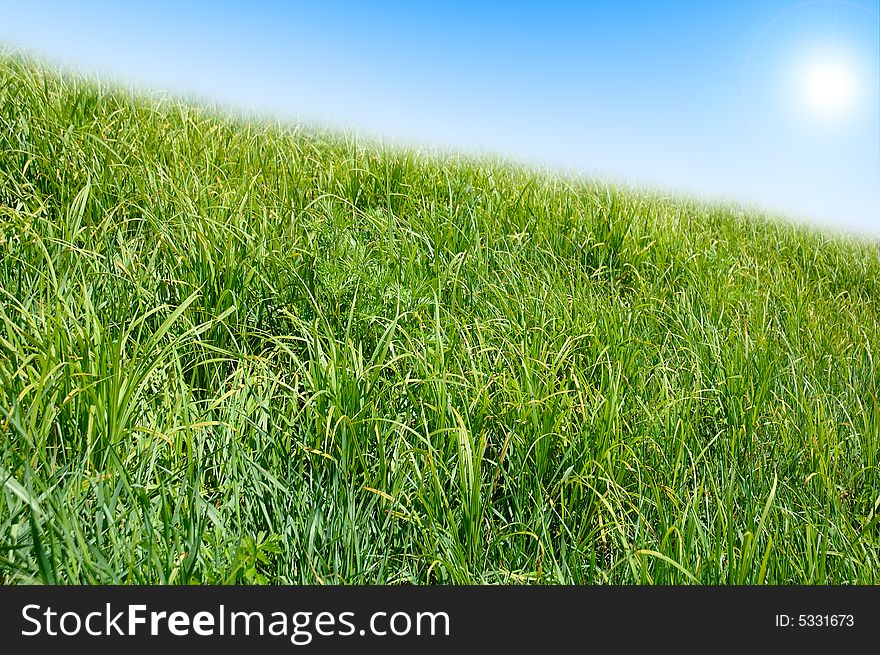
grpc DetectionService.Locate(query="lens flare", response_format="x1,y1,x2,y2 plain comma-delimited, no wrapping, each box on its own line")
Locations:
795,51,860,124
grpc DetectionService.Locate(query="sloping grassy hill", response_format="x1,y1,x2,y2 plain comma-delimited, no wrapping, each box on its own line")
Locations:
1,55,878,584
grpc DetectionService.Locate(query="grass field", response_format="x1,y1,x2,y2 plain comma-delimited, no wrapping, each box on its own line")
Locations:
1,54,878,584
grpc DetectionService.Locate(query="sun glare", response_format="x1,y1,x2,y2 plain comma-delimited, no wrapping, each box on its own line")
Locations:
796,51,860,124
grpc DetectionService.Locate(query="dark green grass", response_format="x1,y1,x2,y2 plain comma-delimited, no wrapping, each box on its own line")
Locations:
1,54,878,584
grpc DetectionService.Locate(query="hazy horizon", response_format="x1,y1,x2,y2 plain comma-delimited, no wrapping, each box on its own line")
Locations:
1,0,878,235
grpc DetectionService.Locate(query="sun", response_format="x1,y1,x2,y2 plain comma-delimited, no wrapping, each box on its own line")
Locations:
795,50,860,124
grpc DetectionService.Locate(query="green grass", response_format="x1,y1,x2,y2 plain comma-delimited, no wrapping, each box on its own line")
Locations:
1,53,878,584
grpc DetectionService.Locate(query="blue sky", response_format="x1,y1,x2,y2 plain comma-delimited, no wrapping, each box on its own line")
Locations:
1,1,878,234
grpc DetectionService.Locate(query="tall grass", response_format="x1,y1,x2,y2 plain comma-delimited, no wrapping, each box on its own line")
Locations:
1,54,878,584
